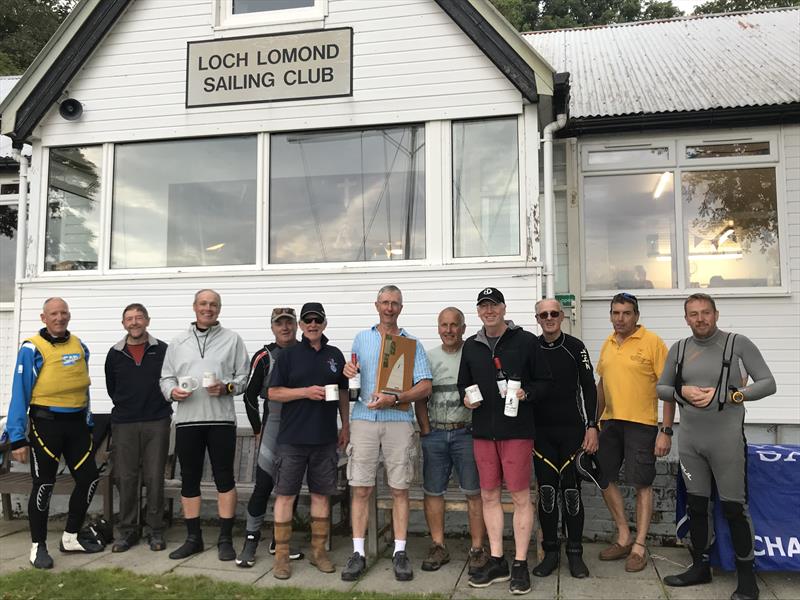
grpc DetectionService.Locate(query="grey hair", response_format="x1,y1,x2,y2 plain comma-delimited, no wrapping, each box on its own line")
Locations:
535,298,564,314
439,306,465,326
194,289,222,306
42,297,68,312
377,285,403,303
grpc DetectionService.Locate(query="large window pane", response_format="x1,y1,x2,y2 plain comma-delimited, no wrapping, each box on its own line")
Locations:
584,172,677,290
0,205,16,301
233,0,314,14
45,146,102,271
682,168,780,288
270,126,425,263
453,118,519,258
112,137,257,269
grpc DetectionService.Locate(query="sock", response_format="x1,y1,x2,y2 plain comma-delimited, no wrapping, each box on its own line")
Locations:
353,537,365,557
393,539,406,555
492,554,504,561
219,517,234,539
186,517,201,538
513,559,528,566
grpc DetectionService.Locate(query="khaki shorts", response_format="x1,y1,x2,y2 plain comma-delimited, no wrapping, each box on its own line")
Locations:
346,420,416,490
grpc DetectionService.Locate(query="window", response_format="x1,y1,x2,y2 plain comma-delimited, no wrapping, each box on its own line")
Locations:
453,117,520,258
0,183,19,196
111,136,257,269
581,133,783,293
233,0,314,13
0,204,16,302
270,125,425,264
218,0,326,28
45,146,102,271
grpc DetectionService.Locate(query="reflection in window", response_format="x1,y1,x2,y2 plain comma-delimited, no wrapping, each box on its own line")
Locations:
45,146,102,271
587,146,669,167
453,118,519,258
112,137,256,269
584,172,677,290
270,126,425,264
686,142,769,159
0,204,17,301
682,168,780,288
233,0,314,13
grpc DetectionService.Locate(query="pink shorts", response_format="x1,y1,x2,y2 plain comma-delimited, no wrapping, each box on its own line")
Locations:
473,438,534,492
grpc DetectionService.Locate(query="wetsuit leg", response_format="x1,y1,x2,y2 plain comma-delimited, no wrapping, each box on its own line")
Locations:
62,419,100,535
533,433,560,551
558,427,585,546
28,417,65,543
678,437,715,556
246,465,275,531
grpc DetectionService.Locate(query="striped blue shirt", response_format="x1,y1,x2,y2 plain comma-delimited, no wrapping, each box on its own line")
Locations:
350,325,432,423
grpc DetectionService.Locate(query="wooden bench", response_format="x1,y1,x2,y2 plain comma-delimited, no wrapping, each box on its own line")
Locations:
162,427,349,544
0,423,114,524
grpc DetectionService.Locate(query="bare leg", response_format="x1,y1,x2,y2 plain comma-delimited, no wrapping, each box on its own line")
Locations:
390,487,409,542
217,488,237,519
510,489,533,561
310,493,330,519
601,482,633,546
181,496,201,519
632,486,653,556
466,494,486,549
424,495,445,545
274,494,296,523
350,485,373,538
481,487,504,557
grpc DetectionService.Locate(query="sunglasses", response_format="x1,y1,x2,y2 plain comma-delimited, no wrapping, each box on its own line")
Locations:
302,316,324,324
271,307,296,317
537,311,561,319
612,292,639,310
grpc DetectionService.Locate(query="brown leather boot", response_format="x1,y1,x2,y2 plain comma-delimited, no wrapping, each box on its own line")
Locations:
272,521,292,580
309,517,335,573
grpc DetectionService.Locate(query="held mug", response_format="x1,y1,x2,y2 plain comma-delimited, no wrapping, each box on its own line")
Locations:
325,384,339,401
465,384,483,407
178,376,200,392
504,380,521,417
202,372,217,388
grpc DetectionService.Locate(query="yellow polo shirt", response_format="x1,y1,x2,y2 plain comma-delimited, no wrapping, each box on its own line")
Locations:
596,325,667,426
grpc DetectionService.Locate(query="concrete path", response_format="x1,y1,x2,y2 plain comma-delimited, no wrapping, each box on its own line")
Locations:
1,519,797,599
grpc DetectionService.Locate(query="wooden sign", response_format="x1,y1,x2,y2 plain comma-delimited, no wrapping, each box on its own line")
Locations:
376,334,416,399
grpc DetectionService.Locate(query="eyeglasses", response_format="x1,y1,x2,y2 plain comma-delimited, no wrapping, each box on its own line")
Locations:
302,316,324,324
536,311,561,319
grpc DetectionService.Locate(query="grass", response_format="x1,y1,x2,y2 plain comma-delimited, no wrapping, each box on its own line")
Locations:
0,568,446,600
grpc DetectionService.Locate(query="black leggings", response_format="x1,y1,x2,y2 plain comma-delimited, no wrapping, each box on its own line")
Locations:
175,424,236,497
533,426,584,550
28,411,99,543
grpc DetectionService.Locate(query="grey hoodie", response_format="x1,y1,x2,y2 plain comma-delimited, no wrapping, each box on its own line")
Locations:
160,323,249,426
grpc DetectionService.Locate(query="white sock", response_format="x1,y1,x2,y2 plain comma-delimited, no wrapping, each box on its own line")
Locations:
353,537,365,557
394,539,406,555
30,542,39,563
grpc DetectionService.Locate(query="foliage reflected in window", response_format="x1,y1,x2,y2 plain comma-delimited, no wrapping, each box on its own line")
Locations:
685,142,769,160
270,126,425,264
682,168,780,288
45,146,102,271
453,118,520,258
112,137,257,269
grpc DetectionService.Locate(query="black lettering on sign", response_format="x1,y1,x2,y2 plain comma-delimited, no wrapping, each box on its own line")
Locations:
199,52,249,71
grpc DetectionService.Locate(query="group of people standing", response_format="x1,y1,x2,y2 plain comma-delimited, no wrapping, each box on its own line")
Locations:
5,285,774,600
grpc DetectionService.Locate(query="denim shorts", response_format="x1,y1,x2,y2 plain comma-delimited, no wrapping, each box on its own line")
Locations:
420,427,480,496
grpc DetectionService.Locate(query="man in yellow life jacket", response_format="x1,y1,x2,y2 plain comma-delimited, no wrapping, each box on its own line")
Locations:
7,297,103,569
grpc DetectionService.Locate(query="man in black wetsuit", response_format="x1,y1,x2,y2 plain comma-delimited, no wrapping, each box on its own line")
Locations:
532,298,599,579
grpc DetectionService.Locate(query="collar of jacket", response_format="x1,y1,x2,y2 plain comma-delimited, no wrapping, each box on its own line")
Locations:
474,320,518,348
112,333,159,352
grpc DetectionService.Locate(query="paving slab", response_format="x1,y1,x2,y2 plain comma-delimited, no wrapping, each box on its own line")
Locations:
0,530,32,562
0,519,29,539
758,572,800,600
561,577,668,599
452,546,556,600
80,543,179,576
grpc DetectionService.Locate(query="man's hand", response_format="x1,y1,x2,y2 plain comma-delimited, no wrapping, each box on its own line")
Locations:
582,428,599,454
343,360,357,379
654,432,672,457
11,447,29,463
367,392,395,410
206,381,226,397
681,385,715,407
463,394,478,410
171,387,191,402
338,425,350,449
306,385,327,401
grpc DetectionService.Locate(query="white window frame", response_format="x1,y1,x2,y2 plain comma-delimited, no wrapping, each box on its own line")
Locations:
579,128,789,299
582,141,676,172
215,0,327,32
0,197,18,310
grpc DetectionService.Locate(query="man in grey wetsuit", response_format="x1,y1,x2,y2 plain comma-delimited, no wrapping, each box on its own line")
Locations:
236,307,304,567
657,293,775,600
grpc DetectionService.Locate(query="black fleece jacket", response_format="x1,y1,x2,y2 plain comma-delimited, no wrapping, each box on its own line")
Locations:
457,322,552,440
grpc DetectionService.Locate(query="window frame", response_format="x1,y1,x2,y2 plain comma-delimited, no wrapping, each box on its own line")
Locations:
0,197,18,309
578,129,789,299
215,0,327,32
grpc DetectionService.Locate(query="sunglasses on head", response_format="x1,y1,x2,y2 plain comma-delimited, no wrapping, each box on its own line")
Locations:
537,310,561,319
302,316,324,324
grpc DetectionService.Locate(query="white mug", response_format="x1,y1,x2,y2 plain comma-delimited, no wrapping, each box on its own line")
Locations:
202,372,217,388
325,384,339,401
178,376,199,392
504,380,521,417
465,384,483,407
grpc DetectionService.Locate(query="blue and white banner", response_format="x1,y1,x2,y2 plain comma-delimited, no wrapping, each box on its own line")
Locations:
676,444,800,572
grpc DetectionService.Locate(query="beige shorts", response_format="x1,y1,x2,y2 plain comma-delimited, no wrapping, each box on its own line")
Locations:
346,420,416,490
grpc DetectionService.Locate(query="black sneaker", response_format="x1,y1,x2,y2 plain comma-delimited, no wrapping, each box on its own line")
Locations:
217,536,236,561
168,535,204,560
112,532,139,553
663,557,712,587
566,544,590,579
30,543,54,569
468,555,510,588
268,537,305,560
340,552,367,581
236,530,260,568
392,550,414,581
510,560,531,595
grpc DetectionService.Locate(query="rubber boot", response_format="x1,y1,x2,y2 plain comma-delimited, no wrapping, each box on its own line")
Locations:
566,542,589,578
663,549,712,587
272,521,292,580
731,559,759,600
532,541,560,577
309,517,335,573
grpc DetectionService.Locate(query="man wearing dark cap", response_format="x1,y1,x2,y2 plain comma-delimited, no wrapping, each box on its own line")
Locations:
458,288,551,595
237,307,303,567
267,302,350,580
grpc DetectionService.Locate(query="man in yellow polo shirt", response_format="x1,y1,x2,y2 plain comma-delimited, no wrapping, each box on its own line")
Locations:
595,293,673,573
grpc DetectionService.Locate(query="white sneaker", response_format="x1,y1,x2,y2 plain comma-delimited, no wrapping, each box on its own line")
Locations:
59,531,103,553
30,542,54,569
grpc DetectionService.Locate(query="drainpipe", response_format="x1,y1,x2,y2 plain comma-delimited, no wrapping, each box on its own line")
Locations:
542,113,567,299
11,147,29,282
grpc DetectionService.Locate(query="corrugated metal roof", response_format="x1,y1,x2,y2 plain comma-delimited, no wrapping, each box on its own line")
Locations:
524,8,800,118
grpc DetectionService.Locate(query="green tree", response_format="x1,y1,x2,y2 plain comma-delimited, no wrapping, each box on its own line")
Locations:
693,0,800,14
0,0,72,75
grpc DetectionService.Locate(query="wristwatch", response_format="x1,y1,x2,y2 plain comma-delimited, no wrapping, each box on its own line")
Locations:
226,382,235,394
660,426,674,436
586,420,598,430
387,392,400,407
730,388,745,404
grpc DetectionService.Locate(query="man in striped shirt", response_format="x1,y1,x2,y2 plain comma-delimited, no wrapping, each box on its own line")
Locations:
340,285,432,582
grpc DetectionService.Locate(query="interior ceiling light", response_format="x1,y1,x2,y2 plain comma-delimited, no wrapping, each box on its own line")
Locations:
206,243,225,251
653,172,672,199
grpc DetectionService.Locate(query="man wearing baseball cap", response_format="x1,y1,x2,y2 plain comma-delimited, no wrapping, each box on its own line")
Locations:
268,302,350,579
237,306,304,568
458,287,552,595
